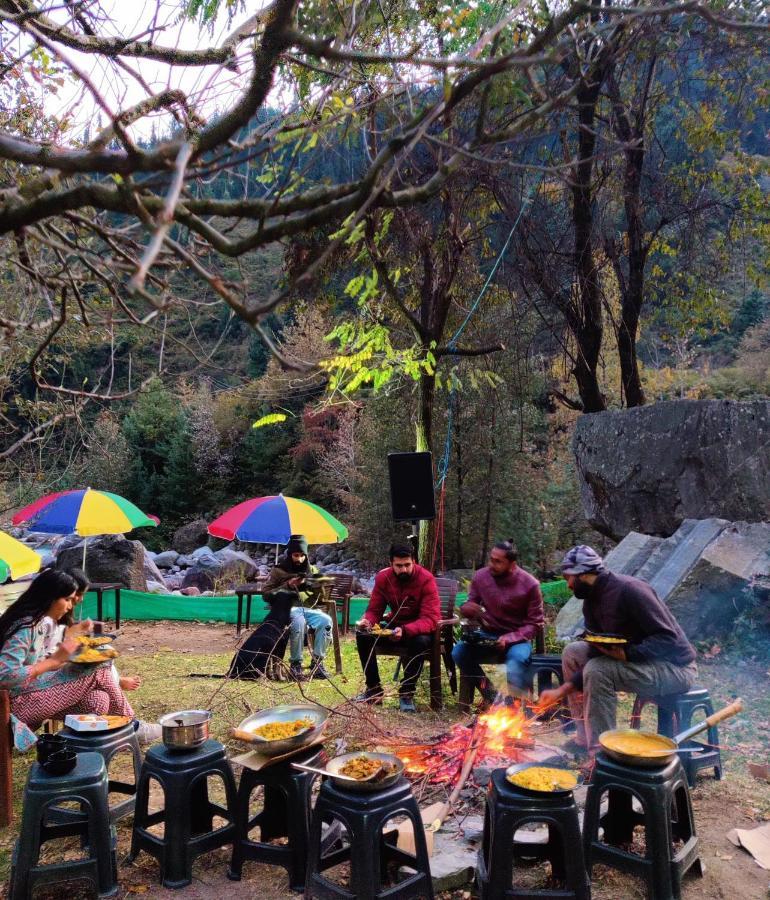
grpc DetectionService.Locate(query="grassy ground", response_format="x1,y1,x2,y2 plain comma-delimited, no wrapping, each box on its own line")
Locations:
1,623,769,898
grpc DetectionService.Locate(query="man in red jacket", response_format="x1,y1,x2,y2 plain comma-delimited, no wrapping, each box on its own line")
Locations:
354,541,440,712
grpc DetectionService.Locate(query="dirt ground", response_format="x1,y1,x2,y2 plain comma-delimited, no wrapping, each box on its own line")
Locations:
7,622,770,899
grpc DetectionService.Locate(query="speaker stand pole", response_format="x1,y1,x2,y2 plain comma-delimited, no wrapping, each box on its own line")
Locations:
408,521,419,562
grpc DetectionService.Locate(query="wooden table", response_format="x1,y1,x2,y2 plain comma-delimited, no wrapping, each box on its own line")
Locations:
89,582,123,629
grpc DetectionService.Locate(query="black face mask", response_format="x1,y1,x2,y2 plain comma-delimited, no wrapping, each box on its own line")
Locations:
572,578,593,600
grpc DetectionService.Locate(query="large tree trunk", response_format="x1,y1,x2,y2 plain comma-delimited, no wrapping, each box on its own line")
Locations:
569,79,607,413
618,126,648,407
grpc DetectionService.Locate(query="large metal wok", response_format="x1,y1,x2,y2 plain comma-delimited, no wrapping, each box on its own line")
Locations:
323,751,404,793
231,703,328,757
599,698,742,768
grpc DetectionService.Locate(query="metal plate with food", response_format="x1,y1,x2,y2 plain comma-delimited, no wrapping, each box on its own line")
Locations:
325,751,404,792
233,703,328,757
584,633,628,645
70,646,120,664
505,762,579,795
74,635,116,648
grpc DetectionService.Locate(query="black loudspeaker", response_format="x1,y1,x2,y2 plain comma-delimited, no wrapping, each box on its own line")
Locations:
387,452,436,522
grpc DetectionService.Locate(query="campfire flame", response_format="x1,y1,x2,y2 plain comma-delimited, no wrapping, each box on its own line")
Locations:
393,700,534,784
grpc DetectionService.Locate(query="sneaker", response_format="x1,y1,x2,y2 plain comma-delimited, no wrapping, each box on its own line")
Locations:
399,696,416,713
134,721,162,745
352,687,384,705
289,662,308,682
309,656,330,680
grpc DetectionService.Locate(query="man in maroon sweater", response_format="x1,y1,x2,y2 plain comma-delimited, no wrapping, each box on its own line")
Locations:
354,541,440,712
453,541,544,703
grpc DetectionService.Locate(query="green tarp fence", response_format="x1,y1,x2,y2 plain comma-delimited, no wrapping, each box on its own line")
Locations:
81,579,571,625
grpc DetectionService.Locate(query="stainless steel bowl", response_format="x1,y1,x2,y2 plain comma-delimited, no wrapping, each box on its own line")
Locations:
235,704,328,757
325,751,404,793
159,709,211,751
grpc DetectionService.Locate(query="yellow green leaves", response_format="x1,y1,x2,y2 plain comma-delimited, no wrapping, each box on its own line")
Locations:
252,413,288,429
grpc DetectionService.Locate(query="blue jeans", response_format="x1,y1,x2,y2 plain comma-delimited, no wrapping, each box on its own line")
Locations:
290,607,332,663
451,631,532,691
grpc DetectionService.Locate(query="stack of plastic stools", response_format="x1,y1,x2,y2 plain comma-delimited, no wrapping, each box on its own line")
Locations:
228,745,322,890
8,751,118,899
305,776,434,899
59,721,142,821
630,688,721,786
583,752,703,900
477,768,590,899
128,738,237,888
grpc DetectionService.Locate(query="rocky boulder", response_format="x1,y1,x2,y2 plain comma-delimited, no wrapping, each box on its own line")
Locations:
573,400,770,540
215,548,259,583
555,518,769,642
171,518,210,554
666,521,770,639
56,534,148,590
180,567,215,593
153,550,180,569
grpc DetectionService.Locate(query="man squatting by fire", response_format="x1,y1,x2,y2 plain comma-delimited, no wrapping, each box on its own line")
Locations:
539,545,697,756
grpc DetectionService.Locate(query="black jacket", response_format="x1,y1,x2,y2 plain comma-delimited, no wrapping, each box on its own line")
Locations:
571,571,696,689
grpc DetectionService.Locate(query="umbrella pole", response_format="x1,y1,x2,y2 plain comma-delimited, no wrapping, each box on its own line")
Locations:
275,543,279,564
81,536,88,579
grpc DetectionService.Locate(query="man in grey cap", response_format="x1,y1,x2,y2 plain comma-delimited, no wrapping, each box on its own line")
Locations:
539,545,697,755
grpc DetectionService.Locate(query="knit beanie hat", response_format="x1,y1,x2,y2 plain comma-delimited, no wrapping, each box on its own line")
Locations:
560,545,606,575
286,534,309,555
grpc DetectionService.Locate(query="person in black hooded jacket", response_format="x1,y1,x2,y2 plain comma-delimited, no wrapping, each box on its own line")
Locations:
538,545,697,755
261,535,333,680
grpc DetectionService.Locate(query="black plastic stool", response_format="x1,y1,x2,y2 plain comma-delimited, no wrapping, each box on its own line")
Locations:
630,688,721,785
9,752,118,899
228,746,323,890
476,768,590,900
128,738,237,888
583,752,703,900
60,722,142,821
305,776,434,900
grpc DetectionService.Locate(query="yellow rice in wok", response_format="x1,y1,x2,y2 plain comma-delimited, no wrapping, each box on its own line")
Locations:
507,767,577,792
339,756,388,780
252,717,313,741
601,731,672,756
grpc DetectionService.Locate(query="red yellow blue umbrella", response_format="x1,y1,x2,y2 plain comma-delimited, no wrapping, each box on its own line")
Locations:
208,494,347,545
12,488,157,536
0,531,42,583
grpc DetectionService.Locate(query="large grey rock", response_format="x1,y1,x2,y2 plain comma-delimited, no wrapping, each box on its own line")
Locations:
666,522,770,639
171,518,210,554
215,548,259,582
574,400,770,540
56,534,147,590
153,550,180,568
190,546,222,571
142,548,167,590
554,521,731,640
180,566,215,592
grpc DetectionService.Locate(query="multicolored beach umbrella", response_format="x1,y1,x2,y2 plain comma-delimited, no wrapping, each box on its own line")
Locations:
208,494,348,545
12,488,157,536
0,531,42,583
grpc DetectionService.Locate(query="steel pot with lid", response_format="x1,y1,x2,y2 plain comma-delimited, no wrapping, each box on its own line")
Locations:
159,709,211,751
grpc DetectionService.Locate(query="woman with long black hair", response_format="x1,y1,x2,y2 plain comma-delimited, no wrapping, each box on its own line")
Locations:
0,569,134,731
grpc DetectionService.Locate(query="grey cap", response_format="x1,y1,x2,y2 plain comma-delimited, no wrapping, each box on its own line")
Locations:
561,545,606,575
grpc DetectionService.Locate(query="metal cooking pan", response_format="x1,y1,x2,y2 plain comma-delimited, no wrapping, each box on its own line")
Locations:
599,698,743,767
325,751,404,793
231,703,328,757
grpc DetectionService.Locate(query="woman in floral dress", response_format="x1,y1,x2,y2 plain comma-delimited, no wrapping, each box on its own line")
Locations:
0,569,134,733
